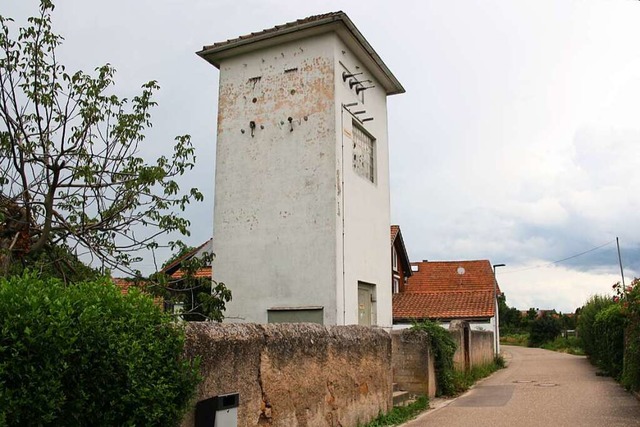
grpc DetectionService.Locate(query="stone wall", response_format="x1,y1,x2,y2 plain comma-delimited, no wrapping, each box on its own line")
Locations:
469,330,494,366
390,330,436,398
449,321,494,371
182,323,392,427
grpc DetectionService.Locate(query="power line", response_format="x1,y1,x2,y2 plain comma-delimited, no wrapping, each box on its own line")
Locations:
501,239,616,274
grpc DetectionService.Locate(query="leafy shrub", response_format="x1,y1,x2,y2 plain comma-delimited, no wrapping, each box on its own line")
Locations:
360,396,429,427
591,303,625,378
622,318,640,391
620,278,640,391
528,314,562,347
577,295,615,356
500,333,529,347
411,320,457,396
540,335,584,355
0,273,200,426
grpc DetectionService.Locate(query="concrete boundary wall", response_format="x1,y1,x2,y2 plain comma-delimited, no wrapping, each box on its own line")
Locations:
449,321,494,371
390,329,436,398
182,323,392,427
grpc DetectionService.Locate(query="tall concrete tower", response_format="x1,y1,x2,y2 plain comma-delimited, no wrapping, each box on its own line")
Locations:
198,12,404,326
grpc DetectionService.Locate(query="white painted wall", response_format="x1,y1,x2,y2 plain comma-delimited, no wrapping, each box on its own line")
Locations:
333,37,392,327
212,31,393,326
213,34,338,324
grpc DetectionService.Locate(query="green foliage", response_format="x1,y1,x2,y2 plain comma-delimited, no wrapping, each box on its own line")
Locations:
0,273,200,426
359,396,429,427
0,1,202,277
451,359,504,393
540,335,584,355
528,313,562,347
576,295,616,358
500,332,529,347
412,320,457,396
619,278,640,391
498,294,526,334
150,243,231,322
622,318,640,391
591,303,625,378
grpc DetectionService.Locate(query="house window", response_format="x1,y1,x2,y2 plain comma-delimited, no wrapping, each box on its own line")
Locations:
393,277,399,294
392,246,398,272
352,122,375,182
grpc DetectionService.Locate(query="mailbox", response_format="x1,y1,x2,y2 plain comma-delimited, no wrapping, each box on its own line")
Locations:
195,393,239,427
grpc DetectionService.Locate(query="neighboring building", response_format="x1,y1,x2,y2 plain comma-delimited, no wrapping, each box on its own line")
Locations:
393,260,502,353
198,12,404,326
390,225,412,294
160,239,213,280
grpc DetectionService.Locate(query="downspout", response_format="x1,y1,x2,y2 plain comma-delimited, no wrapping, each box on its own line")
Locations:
340,105,346,324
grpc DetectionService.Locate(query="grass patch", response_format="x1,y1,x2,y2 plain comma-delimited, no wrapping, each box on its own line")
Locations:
359,395,429,427
500,333,529,347
451,358,504,394
540,336,585,355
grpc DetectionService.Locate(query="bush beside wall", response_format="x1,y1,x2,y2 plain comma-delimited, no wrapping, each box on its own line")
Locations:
0,273,199,427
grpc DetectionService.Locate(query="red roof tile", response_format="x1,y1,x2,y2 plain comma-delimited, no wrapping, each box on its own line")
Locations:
170,266,212,280
393,291,495,320
406,260,500,294
393,260,500,321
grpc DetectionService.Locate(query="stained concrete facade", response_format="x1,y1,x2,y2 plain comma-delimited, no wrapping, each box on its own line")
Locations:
198,13,403,326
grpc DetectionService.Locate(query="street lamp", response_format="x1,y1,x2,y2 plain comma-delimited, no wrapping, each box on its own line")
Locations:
492,263,506,356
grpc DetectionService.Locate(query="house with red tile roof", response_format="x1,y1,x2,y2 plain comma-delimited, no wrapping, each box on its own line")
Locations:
391,225,412,294
393,259,502,353
160,239,213,280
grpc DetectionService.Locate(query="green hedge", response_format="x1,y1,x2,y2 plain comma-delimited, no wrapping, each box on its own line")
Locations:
592,303,625,378
577,295,616,357
528,314,562,347
0,273,199,426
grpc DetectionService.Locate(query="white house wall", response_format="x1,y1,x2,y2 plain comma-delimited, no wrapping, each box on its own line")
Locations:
213,34,339,324
333,37,392,327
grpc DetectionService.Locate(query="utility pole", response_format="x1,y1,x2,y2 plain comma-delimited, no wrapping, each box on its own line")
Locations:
493,263,506,356
617,237,626,289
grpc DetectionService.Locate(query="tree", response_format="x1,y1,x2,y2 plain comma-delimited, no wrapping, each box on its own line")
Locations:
149,242,231,322
498,293,525,333
528,312,562,347
0,1,202,278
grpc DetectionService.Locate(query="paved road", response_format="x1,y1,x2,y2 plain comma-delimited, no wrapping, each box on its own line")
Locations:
402,345,640,427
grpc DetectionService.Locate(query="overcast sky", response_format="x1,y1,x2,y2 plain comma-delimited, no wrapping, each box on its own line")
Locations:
5,0,640,313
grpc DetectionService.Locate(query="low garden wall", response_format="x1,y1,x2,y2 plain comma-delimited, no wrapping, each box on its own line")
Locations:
450,321,494,371
182,323,392,427
469,330,494,366
390,329,436,398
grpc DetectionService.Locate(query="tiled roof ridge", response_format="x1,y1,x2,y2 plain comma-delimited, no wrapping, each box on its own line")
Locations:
411,259,490,264
160,238,213,274
203,11,345,51
402,289,494,295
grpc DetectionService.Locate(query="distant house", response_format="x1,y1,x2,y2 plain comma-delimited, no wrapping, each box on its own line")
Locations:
160,239,213,280
156,239,213,317
390,225,412,294
112,277,163,307
392,259,501,352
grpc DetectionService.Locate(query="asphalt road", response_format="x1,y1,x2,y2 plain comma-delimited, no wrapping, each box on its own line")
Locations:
402,345,640,427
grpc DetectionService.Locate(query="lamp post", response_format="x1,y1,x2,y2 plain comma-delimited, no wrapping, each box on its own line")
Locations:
492,263,506,356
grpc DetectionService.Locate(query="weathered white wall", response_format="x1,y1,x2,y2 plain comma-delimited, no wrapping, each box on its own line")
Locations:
333,37,392,327
213,34,338,324
213,31,392,326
